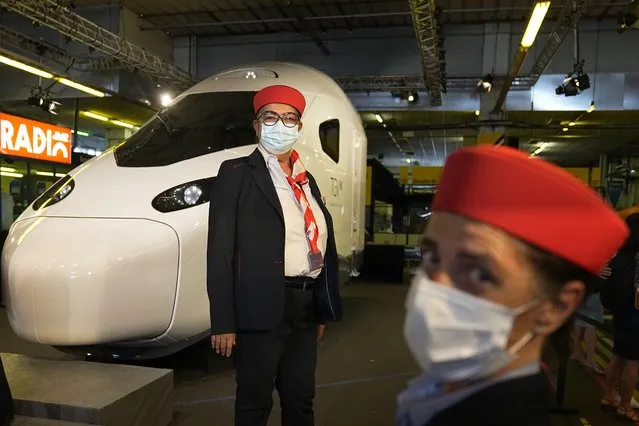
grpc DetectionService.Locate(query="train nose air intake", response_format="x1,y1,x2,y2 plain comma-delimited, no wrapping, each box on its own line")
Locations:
1,217,179,345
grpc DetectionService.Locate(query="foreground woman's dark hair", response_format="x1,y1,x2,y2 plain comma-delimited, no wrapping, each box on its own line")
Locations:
524,243,597,357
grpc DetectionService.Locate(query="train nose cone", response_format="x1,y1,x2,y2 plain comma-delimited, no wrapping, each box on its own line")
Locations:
1,217,179,345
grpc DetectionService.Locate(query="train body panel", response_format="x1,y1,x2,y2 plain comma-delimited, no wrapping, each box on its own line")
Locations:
0,62,367,359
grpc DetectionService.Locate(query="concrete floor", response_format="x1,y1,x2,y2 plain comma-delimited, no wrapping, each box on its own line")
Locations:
0,279,615,426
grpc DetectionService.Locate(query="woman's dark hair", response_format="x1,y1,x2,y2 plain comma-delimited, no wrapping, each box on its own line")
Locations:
522,243,599,357
524,243,596,296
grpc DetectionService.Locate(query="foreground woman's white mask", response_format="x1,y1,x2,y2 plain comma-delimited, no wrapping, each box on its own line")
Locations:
404,270,537,382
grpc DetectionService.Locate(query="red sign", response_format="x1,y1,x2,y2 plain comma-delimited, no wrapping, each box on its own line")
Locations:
0,112,72,164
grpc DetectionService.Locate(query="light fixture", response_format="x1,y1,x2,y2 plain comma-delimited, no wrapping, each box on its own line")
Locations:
82,111,109,121
0,171,24,178
405,158,411,164
152,178,216,213
562,127,569,132
521,1,551,49
0,167,17,173
477,74,493,93
530,142,549,157
0,53,108,99
568,122,576,126
35,171,65,178
27,87,60,115
556,60,590,97
55,77,105,98
111,120,135,129
0,54,53,79
160,93,173,107
475,110,480,116
587,101,595,113
375,114,384,123
71,130,90,137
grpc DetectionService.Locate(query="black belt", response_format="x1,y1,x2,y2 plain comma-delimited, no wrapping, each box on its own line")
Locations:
284,276,316,291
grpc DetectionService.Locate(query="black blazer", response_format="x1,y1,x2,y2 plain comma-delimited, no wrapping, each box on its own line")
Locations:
0,357,13,426
207,149,343,335
425,373,551,426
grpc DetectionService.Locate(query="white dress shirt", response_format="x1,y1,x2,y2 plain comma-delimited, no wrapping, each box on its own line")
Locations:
257,145,328,278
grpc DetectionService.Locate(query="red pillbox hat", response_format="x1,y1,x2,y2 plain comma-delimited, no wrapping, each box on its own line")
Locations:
253,85,306,115
432,145,629,274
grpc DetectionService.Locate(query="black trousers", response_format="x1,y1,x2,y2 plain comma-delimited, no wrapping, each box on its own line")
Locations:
0,357,13,426
234,287,317,426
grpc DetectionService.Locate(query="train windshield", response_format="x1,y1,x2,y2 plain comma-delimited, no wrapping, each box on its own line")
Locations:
114,91,257,167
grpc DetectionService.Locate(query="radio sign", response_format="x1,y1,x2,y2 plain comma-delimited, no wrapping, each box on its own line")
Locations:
0,112,72,164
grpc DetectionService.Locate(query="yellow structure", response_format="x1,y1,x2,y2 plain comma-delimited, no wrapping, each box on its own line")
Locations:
398,165,601,188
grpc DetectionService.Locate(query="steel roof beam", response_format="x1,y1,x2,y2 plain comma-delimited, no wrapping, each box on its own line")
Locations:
334,75,534,92
408,0,443,106
529,0,593,85
0,0,196,90
0,25,123,71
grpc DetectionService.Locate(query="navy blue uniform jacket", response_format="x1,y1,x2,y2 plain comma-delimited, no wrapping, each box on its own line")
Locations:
206,148,343,335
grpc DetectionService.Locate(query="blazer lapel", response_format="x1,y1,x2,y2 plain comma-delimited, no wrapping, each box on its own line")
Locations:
248,149,284,222
308,173,332,224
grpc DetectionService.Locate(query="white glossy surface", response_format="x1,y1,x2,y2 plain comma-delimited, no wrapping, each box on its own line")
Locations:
1,62,368,351
2,217,179,344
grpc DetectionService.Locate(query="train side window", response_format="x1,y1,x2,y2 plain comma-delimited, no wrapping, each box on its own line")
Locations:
114,91,257,168
319,119,340,164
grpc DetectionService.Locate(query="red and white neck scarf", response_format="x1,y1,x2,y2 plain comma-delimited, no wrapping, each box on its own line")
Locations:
285,150,321,255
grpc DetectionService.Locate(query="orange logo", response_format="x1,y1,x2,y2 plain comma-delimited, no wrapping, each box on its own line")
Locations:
0,112,72,164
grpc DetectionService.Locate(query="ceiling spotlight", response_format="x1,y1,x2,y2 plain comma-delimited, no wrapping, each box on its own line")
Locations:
160,93,173,107
562,127,569,132
556,60,590,97
27,87,60,115
406,92,419,104
477,74,493,93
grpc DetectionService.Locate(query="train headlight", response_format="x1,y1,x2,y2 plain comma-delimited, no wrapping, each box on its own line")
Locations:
152,177,215,213
33,175,75,210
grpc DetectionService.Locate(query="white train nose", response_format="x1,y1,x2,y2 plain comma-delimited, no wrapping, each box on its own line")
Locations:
1,217,179,345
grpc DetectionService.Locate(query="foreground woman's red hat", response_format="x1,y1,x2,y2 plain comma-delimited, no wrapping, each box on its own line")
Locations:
432,145,629,275
253,85,306,115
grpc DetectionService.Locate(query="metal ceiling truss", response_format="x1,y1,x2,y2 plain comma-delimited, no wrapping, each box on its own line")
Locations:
334,75,534,92
529,0,593,84
0,25,122,71
0,0,195,90
408,0,444,106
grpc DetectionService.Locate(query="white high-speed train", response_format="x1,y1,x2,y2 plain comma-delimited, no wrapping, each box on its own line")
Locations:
1,63,367,360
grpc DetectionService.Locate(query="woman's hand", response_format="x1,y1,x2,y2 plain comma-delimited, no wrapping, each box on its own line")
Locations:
211,333,236,357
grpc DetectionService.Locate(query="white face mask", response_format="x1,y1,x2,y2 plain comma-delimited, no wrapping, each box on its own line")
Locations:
404,270,537,382
260,121,299,155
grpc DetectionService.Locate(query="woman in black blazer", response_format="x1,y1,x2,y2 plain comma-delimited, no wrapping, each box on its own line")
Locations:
207,85,342,426
0,357,13,426
397,145,628,426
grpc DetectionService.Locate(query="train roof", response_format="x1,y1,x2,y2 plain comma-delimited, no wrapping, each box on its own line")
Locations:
175,62,356,117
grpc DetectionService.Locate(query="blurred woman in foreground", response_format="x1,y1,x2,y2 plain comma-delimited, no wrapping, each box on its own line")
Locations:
397,145,628,426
